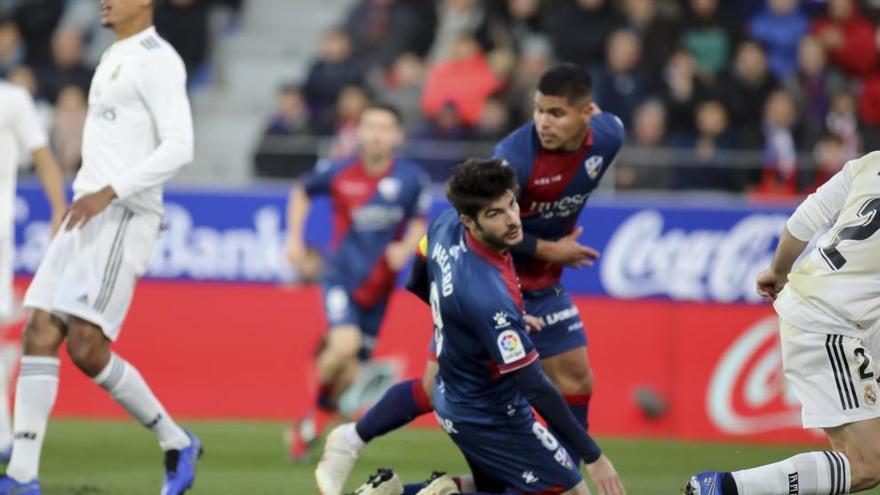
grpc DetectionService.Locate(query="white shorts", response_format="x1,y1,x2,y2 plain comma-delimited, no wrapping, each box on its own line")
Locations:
23,205,158,341
0,236,12,321
780,318,880,428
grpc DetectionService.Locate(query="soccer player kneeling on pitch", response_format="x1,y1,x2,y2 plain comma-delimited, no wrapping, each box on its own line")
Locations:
686,151,880,494
350,158,622,495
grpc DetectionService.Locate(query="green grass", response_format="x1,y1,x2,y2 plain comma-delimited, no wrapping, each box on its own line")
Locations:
29,419,880,494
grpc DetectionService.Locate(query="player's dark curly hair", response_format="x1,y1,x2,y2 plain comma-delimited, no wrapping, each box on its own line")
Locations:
446,158,517,219
538,63,592,104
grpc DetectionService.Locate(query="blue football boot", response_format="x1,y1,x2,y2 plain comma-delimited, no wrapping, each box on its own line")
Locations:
161,430,203,495
684,471,727,495
0,475,40,495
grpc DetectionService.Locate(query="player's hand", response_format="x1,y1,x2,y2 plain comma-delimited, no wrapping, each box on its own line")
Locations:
385,242,412,272
541,227,600,268
756,268,787,302
524,314,544,333
48,207,66,236
285,237,308,271
586,454,627,495
64,186,115,231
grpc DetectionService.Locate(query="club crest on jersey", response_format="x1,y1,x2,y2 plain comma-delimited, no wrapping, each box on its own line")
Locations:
111,64,122,81
493,311,510,329
584,155,603,180
378,177,401,201
866,385,877,406
497,330,525,363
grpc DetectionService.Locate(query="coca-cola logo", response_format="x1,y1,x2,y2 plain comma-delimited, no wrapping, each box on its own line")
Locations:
706,315,804,434
600,210,788,302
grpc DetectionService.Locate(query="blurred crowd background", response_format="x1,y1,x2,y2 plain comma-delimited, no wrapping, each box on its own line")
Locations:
6,0,880,197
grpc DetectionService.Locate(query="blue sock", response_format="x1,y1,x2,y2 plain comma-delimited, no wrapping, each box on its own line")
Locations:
402,484,425,495
355,378,433,443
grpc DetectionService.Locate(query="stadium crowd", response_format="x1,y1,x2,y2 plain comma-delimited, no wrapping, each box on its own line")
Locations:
257,0,880,195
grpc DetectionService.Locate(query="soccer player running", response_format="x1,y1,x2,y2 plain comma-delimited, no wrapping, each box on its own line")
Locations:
285,103,430,460
352,158,615,495
318,64,626,494
685,151,880,495
0,79,67,461
0,1,201,493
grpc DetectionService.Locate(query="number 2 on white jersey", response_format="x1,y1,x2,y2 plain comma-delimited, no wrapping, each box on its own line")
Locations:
820,198,880,270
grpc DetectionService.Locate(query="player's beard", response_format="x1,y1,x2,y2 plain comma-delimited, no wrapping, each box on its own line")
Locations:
473,221,521,252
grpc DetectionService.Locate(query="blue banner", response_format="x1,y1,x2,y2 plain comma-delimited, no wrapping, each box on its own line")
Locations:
13,183,795,303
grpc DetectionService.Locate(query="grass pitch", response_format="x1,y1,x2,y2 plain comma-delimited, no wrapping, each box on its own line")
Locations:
31,419,880,494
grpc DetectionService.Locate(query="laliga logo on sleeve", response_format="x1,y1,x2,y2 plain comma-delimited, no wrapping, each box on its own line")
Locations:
378,177,402,201
584,156,603,180
498,330,526,363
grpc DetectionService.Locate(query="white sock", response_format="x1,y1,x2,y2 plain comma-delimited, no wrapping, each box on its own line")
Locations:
94,353,190,451
342,422,365,450
7,356,60,483
732,451,851,495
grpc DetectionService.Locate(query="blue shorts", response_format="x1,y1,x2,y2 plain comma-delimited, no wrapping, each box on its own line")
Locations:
434,394,581,494
321,283,389,361
524,286,587,359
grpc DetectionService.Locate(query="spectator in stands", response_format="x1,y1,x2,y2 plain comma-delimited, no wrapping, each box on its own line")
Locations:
548,0,624,72
12,0,63,70
784,34,846,150
474,95,513,141
592,28,649,128
659,49,714,137
680,0,739,79
810,131,845,191
304,29,364,128
672,99,740,191
488,0,547,55
254,85,318,178
621,0,681,79
616,99,674,190
155,0,211,85
504,36,552,123
417,101,471,181
749,0,809,80
825,90,860,161
370,53,426,132
51,84,86,177
344,0,424,69
37,28,93,103
422,34,501,127
756,89,800,195
327,85,370,159
429,0,490,62
717,41,778,149
0,15,23,77
812,0,878,78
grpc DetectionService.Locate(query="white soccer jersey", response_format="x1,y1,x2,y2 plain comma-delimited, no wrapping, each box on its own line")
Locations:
775,151,880,336
73,26,192,216
0,82,48,240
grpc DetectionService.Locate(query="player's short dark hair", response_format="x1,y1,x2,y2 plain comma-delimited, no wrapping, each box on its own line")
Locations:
446,158,517,219
363,102,403,126
537,63,592,104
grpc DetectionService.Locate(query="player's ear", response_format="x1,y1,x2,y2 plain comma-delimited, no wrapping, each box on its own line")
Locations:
460,214,476,232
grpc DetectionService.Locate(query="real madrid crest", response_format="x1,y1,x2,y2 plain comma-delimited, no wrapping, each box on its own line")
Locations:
866,385,877,406
111,64,122,81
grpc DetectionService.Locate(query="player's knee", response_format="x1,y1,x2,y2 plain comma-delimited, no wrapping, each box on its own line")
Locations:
421,372,436,406
556,366,593,395
65,334,109,376
846,445,880,491
326,327,361,360
21,313,63,356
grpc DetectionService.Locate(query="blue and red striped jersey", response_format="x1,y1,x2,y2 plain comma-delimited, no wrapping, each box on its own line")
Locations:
492,113,625,291
304,156,430,306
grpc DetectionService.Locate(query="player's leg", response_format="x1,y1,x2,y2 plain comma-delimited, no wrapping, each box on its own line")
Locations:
685,322,880,495
315,357,438,494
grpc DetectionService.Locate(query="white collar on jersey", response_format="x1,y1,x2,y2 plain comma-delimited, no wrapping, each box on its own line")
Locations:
112,25,158,49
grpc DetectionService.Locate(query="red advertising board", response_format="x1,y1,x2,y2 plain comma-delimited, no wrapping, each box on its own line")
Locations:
5,278,818,444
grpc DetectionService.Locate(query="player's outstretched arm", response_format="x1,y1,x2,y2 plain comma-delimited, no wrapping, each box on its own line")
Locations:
756,227,808,302
30,147,67,234
285,183,311,270
516,227,600,268
511,361,627,495
386,218,427,271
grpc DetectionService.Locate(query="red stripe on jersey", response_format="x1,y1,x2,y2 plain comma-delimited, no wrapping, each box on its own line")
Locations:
498,349,539,374
518,130,593,220
328,159,391,250
465,231,524,313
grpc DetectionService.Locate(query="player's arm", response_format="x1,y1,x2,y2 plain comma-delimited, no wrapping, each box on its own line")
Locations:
285,182,311,270
515,228,600,268
387,217,427,271
405,235,429,305
108,54,193,201
756,161,855,301
30,147,67,234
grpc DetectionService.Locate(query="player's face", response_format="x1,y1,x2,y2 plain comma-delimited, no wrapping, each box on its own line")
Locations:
533,92,592,151
100,0,151,28
358,109,404,161
464,190,523,250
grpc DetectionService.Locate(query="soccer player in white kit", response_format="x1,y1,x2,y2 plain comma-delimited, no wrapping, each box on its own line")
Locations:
685,151,880,495
0,1,202,494
0,79,67,464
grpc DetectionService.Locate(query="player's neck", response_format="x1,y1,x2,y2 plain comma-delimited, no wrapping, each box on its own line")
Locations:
560,127,589,152
468,229,508,256
113,17,153,42
361,155,393,176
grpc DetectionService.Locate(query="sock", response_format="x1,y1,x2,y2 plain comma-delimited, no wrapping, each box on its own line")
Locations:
94,353,190,451
731,451,851,495
355,378,433,443
565,393,591,432
7,356,59,483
